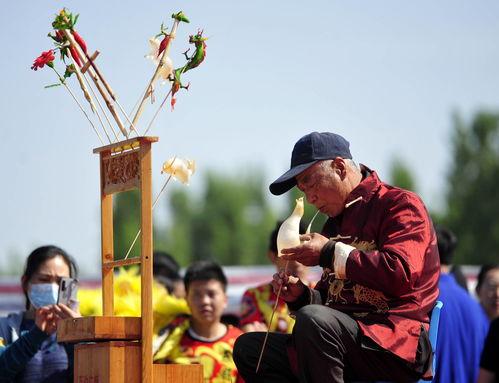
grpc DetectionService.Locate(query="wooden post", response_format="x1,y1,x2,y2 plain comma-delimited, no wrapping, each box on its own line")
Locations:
101,191,114,316
140,141,153,383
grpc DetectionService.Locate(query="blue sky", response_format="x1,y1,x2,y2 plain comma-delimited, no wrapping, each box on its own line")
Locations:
1,0,499,274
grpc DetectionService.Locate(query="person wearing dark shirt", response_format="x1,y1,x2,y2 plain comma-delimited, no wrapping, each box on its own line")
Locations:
477,317,499,383
0,245,80,383
433,226,489,383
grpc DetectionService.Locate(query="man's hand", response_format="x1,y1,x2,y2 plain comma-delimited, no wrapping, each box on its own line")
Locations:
280,233,329,266
241,321,268,332
271,271,306,302
35,306,58,335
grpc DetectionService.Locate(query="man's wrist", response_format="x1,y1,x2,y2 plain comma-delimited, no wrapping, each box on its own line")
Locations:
319,239,337,268
287,284,311,312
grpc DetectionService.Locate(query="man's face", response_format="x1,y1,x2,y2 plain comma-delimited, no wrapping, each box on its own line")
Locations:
478,268,499,320
186,279,227,325
296,160,349,218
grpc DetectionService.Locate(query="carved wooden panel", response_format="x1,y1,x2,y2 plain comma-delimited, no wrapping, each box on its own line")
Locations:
102,150,140,194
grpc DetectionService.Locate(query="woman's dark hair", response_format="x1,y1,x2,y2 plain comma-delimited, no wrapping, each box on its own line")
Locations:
183,260,227,293
22,245,78,309
476,264,499,295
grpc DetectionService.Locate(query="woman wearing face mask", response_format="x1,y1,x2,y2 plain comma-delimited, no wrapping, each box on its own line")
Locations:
0,245,81,382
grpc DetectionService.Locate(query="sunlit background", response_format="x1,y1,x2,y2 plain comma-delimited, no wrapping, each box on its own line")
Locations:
1,0,499,275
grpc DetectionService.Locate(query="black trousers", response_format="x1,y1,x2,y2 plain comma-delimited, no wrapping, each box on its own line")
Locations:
233,305,431,383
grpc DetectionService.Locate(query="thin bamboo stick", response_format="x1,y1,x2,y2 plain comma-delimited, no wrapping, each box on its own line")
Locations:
143,88,172,136
255,261,288,373
77,44,117,101
71,61,96,114
255,211,320,373
61,29,129,139
115,99,141,137
130,18,181,129
51,67,104,145
143,57,192,136
67,28,140,137
69,56,112,144
82,72,120,142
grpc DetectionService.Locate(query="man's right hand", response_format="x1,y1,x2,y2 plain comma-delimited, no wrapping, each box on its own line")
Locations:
271,271,306,302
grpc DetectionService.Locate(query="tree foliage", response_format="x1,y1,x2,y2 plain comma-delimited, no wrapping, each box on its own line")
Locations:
389,157,417,193
160,170,277,266
443,111,499,264
112,171,278,266
113,190,141,260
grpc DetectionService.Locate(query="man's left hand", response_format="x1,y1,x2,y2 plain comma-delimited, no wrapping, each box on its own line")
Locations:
280,233,329,266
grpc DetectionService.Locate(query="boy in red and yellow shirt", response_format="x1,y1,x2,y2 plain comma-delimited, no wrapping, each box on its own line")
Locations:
154,261,243,383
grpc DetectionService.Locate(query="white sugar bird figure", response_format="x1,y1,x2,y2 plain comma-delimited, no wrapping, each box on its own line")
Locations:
145,37,174,84
277,197,304,257
256,196,305,373
161,157,196,185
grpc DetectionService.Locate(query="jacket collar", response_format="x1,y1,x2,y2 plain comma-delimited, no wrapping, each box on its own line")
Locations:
343,164,382,208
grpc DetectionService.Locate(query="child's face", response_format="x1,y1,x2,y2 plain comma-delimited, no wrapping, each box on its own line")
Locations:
186,279,227,324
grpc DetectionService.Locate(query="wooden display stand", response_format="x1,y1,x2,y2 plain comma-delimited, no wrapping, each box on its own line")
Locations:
58,137,203,383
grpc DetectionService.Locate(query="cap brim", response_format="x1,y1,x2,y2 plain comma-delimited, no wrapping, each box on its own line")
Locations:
269,161,318,195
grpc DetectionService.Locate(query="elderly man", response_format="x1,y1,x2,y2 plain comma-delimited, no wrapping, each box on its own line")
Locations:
233,132,440,383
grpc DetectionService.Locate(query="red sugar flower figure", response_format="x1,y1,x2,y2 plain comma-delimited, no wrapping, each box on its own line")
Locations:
31,50,55,71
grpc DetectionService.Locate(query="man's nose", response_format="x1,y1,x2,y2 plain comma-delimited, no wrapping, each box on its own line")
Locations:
307,192,317,204
307,193,317,205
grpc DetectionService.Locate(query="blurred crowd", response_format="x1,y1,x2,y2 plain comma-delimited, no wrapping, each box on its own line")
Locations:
0,222,497,383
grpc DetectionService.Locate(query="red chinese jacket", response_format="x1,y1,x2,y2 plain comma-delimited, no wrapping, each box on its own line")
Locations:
293,166,440,364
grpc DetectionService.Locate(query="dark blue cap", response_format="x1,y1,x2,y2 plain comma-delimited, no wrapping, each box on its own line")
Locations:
269,132,352,195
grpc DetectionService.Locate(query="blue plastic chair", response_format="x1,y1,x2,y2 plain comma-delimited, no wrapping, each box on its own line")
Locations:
374,300,444,383
418,300,443,383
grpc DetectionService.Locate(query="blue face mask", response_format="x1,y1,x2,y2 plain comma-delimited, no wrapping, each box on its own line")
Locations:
28,283,59,308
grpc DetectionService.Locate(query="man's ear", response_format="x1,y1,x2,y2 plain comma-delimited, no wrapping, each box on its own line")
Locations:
332,157,347,179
